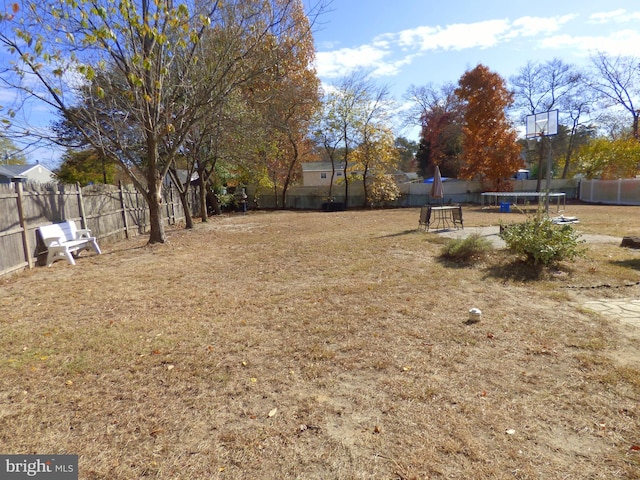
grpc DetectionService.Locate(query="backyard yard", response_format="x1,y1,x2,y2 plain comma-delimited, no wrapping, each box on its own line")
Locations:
1,203,639,479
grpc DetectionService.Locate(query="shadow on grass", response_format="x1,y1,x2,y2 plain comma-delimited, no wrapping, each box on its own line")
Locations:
380,229,423,238
610,258,640,271
100,244,149,256
483,258,546,282
435,255,486,269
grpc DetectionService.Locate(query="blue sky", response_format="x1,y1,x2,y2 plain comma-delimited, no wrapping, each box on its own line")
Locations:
7,0,640,166
311,0,640,140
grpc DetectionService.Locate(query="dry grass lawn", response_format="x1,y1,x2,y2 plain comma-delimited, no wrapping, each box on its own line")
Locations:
1,203,640,479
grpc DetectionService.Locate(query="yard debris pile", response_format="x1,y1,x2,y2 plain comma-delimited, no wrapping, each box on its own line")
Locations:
552,215,579,224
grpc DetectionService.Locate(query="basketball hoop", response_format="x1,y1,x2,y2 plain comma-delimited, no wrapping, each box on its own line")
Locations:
525,110,558,139
524,110,559,214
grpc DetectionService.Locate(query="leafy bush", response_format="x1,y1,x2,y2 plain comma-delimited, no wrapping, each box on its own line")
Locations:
218,193,238,210
441,233,493,263
499,211,585,266
367,173,400,207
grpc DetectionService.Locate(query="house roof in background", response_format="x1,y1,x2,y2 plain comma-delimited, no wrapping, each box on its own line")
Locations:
3,163,53,175
0,163,53,176
301,162,345,172
0,165,27,180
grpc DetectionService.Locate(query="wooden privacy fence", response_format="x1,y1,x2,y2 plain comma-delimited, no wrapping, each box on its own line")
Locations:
0,182,192,277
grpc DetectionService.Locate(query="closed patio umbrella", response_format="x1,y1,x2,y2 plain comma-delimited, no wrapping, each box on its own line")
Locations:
430,165,444,205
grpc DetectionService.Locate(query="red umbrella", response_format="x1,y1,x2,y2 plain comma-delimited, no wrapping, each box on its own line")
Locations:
430,165,444,204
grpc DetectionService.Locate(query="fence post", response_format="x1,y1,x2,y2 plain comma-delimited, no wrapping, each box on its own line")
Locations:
16,182,33,269
77,182,88,229
119,181,130,239
618,179,622,205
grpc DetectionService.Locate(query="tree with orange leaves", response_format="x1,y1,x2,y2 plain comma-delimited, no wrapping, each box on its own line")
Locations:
455,64,523,191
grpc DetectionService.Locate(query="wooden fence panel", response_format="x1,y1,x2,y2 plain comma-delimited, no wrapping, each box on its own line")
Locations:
0,230,25,275
82,184,128,242
0,182,189,277
0,184,20,233
18,184,82,266
0,184,26,275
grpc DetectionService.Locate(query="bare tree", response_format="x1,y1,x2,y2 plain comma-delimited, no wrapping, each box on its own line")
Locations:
404,82,460,127
589,51,640,139
405,82,464,178
510,59,589,184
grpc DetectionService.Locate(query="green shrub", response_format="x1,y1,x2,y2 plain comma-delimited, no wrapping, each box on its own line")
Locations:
441,233,493,263
218,193,238,210
499,211,585,266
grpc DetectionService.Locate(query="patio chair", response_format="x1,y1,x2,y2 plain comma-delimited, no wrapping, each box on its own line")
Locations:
418,206,431,231
452,205,464,229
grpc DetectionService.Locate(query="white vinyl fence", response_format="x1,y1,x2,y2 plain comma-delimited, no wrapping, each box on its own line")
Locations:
579,179,640,206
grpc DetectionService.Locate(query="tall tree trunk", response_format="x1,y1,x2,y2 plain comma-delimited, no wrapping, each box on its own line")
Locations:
281,138,298,208
362,166,369,208
343,126,350,209
147,178,166,243
178,190,193,229
206,190,221,216
198,175,208,222
273,181,280,209
562,123,578,179
280,181,289,209
343,164,349,208
329,157,335,200
168,166,194,229
145,136,166,244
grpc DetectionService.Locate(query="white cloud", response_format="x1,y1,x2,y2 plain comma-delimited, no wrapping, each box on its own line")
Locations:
394,25,436,49
589,9,640,23
316,44,391,78
424,20,511,50
316,18,519,79
315,12,640,82
509,14,576,37
316,14,579,80
540,29,640,57
393,20,511,51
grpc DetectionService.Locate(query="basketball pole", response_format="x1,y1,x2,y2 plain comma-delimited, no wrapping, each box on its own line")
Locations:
527,110,558,216
545,134,551,214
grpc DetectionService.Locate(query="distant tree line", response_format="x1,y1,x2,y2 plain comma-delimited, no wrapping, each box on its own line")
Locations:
1,0,639,245
407,54,640,190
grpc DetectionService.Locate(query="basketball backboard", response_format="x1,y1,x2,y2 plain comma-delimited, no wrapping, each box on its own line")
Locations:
525,110,558,138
